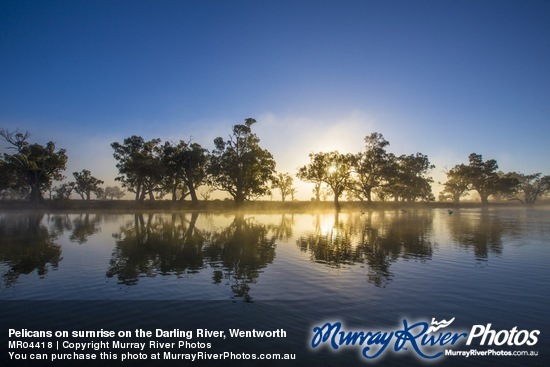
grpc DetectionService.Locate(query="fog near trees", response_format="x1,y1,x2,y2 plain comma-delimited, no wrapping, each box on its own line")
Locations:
1,121,549,206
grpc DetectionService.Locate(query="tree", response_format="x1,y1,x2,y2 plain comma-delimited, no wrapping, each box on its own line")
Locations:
103,186,126,200
199,186,215,201
465,153,502,204
298,151,353,208
209,118,276,204
0,129,67,204
297,153,329,202
506,172,550,205
384,153,434,202
440,164,471,203
288,187,297,201
111,136,163,201
349,132,391,202
0,157,29,199
272,172,295,202
53,183,74,200
492,171,520,201
160,140,208,203
320,186,332,201
72,169,104,200
322,152,354,207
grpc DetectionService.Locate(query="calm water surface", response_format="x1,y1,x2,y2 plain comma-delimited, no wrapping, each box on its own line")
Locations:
1,208,549,302
1,208,549,366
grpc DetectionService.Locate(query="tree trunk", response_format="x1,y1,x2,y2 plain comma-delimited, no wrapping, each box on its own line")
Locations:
188,185,198,203
135,183,141,201
479,191,489,205
28,171,45,205
29,186,44,206
139,188,147,201
172,186,177,201
183,177,198,203
365,187,372,202
312,183,320,202
333,193,341,211
235,191,245,205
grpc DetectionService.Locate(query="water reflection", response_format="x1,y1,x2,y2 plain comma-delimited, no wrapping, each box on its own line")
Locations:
106,213,276,301
0,213,62,287
0,209,531,294
107,213,205,285
297,212,362,268
272,213,294,241
297,211,434,287
44,213,104,244
70,213,102,244
204,214,276,302
445,209,519,262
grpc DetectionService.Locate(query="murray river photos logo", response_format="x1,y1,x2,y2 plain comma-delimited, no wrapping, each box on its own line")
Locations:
310,317,540,360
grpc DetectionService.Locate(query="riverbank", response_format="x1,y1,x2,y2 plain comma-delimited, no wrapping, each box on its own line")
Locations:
0,199,542,213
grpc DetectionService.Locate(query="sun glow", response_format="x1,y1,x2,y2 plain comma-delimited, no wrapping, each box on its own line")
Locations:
319,215,338,238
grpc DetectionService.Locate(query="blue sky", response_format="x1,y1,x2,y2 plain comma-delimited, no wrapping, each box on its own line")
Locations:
1,0,549,199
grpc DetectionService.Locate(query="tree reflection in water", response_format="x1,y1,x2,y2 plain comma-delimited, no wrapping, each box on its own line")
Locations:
297,210,434,287
206,213,276,302
69,213,102,244
0,213,62,287
107,212,205,285
445,209,514,263
0,209,522,294
271,213,294,241
107,213,276,302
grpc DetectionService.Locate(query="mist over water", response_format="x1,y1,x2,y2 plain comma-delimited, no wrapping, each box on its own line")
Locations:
1,208,549,366
1,208,549,300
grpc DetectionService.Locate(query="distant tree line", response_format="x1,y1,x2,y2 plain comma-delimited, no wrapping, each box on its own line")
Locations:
1,121,549,206
439,153,550,205
298,133,435,207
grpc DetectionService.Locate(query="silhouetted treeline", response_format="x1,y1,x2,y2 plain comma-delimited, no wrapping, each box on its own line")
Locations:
1,122,549,206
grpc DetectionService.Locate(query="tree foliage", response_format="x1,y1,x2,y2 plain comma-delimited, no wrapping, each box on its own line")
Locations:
272,172,294,202
298,134,434,204
209,118,276,204
160,140,208,202
465,153,502,204
2,127,547,206
297,152,327,202
72,169,104,200
111,136,163,201
298,151,353,207
505,172,550,204
53,183,74,200
349,132,391,202
383,153,435,202
322,151,354,207
103,186,126,200
0,129,67,204
440,164,470,203
442,153,523,204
